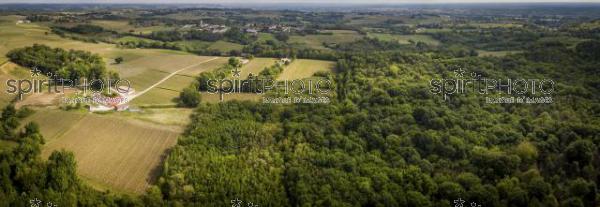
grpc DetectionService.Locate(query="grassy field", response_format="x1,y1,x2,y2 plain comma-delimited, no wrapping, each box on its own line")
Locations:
202,93,262,103
469,23,523,28
240,58,277,77
0,15,115,57
477,50,522,57
116,36,162,44
278,59,335,81
289,30,363,50
111,54,218,90
27,109,180,194
118,108,194,128
175,40,212,52
537,36,590,48
90,20,172,35
0,62,30,107
127,57,225,106
129,74,197,106
367,33,440,46
176,40,245,53
257,33,276,42
206,40,244,52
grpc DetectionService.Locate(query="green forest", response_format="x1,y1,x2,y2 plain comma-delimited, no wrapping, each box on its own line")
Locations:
2,39,599,206
0,3,599,207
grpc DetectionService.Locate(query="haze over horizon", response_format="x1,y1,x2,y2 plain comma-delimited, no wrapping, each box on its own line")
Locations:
1,0,599,4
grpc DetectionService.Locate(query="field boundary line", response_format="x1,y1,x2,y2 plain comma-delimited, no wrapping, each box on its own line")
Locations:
0,60,10,69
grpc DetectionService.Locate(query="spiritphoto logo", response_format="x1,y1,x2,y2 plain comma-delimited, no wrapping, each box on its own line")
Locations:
5,67,132,97
429,67,555,104
205,65,333,104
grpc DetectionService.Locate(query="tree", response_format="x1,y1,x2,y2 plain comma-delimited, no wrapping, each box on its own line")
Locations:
46,150,78,191
178,87,201,107
274,32,289,42
564,140,595,165
115,57,124,64
228,57,242,68
575,40,600,61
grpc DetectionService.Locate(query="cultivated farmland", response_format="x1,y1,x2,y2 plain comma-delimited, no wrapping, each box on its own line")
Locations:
31,110,179,194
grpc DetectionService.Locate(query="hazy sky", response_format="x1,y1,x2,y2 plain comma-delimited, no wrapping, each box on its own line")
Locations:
1,0,600,3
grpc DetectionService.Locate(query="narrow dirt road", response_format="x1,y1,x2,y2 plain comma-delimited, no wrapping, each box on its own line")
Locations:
121,57,220,103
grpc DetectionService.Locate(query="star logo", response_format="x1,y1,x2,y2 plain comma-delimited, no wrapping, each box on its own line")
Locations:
453,68,465,78
232,67,241,78
453,198,465,207
231,198,242,207
30,67,41,77
29,198,42,207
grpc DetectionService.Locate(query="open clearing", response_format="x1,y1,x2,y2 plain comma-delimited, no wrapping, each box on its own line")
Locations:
289,30,363,50
28,110,180,194
90,20,173,35
207,40,244,52
367,33,440,46
278,59,335,80
240,58,277,77
477,50,522,57
0,15,221,95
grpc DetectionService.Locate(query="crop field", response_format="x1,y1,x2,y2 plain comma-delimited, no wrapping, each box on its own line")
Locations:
367,33,440,46
111,54,218,89
30,110,179,194
288,30,363,50
129,74,196,106
127,57,224,105
278,59,335,80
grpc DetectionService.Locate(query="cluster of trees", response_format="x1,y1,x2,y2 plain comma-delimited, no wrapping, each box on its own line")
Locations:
144,27,255,44
154,39,598,206
6,9,600,207
429,27,544,51
0,104,161,206
53,24,107,35
7,44,116,81
116,40,180,51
